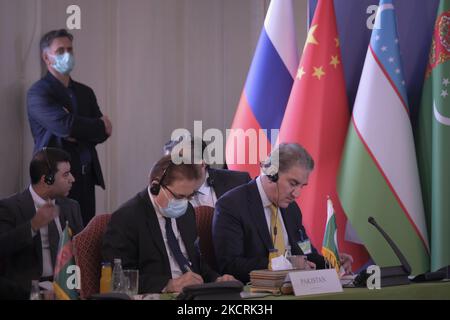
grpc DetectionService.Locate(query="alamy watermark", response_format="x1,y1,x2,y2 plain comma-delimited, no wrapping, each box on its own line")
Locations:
366,265,381,290
168,121,280,174
66,5,81,30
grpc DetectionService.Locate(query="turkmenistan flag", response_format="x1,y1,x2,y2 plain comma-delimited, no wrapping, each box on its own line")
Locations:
416,0,450,272
337,0,430,275
321,197,341,272
53,222,79,300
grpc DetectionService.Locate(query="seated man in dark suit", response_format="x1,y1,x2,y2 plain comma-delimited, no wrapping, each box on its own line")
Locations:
213,143,353,283
0,277,29,300
163,136,251,273
163,136,251,208
0,148,84,297
102,154,236,294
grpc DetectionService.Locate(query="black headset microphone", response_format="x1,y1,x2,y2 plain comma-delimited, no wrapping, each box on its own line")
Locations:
151,159,213,196
150,162,172,196
43,147,55,186
149,181,161,196
268,173,278,183
263,158,281,245
262,157,279,183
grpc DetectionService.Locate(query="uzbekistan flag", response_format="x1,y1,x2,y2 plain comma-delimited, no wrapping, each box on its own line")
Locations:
225,0,298,177
338,0,430,275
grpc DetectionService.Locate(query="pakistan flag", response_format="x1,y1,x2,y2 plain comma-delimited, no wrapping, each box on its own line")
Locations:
416,0,450,272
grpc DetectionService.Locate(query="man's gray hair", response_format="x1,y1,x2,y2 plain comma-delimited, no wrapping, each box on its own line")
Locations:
40,29,73,54
262,143,314,175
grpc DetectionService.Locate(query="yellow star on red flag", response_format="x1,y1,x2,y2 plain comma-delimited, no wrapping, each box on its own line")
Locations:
330,55,340,68
313,66,325,80
297,66,306,80
303,24,319,52
334,38,340,47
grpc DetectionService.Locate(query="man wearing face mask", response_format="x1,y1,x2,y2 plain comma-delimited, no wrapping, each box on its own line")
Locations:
213,143,353,283
101,154,236,294
27,29,112,226
163,136,251,208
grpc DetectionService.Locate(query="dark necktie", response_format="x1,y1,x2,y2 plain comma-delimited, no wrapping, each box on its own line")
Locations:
165,217,190,273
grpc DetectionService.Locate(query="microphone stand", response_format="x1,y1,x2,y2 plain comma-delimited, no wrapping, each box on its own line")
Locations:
355,217,411,287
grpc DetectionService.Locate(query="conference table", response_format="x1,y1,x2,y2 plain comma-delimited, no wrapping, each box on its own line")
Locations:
242,280,450,300
134,280,450,300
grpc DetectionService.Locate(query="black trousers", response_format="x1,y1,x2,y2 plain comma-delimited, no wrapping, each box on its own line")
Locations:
68,164,96,227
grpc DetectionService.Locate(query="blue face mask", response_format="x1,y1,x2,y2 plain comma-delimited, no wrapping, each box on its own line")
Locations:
51,52,75,75
159,188,188,219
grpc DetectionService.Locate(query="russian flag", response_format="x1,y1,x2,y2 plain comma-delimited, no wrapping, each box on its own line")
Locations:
225,0,298,177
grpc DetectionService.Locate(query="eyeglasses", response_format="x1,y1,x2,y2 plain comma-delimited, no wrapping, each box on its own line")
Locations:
162,185,200,200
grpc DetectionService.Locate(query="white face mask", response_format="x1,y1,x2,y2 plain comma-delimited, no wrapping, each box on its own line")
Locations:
50,52,75,75
158,187,188,219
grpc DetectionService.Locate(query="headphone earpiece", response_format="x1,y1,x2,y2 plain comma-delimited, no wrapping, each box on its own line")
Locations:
261,157,279,183
267,173,279,183
44,173,55,186
150,161,172,196
150,181,161,195
43,147,55,186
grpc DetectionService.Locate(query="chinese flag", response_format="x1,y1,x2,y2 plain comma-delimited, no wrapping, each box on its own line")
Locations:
278,0,369,271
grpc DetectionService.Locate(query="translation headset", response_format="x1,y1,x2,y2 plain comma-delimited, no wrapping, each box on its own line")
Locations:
267,171,278,183
43,147,55,186
261,158,279,183
262,155,281,248
150,161,172,196
151,160,212,196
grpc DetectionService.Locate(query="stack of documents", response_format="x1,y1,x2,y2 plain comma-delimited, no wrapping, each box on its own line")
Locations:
249,269,292,294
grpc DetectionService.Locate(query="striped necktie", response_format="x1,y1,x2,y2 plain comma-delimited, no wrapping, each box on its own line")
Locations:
165,217,190,273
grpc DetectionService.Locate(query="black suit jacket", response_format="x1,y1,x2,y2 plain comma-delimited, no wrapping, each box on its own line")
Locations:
207,168,251,200
212,180,325,283
27,72,108,188
0,189,84,294
0,277,29,300
101,189,219,294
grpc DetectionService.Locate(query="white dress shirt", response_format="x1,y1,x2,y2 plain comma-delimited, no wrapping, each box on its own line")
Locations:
190,172,217,208
148,186,190,279
29,185,62,277
255,176,290,250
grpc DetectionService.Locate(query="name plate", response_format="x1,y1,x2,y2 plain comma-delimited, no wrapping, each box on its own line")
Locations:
288,269,343,296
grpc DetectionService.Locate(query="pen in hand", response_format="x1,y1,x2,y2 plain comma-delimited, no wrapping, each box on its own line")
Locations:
183,264,192,273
